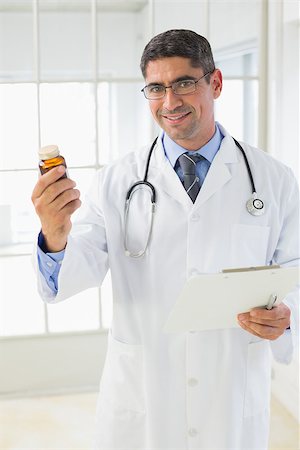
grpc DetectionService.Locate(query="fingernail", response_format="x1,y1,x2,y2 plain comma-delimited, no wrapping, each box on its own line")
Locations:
57,165,65,173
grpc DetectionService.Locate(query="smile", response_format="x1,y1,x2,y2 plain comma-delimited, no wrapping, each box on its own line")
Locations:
162,112,191,123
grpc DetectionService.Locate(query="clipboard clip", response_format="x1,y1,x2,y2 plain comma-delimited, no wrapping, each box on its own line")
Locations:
266,293,277,310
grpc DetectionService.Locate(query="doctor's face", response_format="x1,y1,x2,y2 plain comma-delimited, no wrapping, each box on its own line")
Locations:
144,57,222,150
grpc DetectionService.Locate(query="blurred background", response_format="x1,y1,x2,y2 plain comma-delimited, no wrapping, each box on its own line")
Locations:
0,0,299,448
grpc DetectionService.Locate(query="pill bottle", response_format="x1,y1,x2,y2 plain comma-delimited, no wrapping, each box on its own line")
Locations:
39,145,67,177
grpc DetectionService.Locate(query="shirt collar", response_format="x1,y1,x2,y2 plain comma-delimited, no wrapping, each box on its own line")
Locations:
162,122,223,168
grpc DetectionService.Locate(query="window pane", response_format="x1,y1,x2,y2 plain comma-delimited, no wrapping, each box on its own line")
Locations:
153,1,207,37
97,11,140,78
39,8,93,81
0,84,39,170
40,83,96,167
0,171,40,245
0,3,34,82
209,1,261,78
98,82,152,164
0,256,45,336
216,53,258,78
47,288,100,333
215,80,244,141
215,79,258,146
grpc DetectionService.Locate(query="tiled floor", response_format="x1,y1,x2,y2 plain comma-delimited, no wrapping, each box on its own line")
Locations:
0,392,299,449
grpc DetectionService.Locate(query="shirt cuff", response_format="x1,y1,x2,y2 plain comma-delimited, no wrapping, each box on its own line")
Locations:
37,231,65,293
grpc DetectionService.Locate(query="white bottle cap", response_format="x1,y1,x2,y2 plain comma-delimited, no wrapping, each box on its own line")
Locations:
39,145,60,160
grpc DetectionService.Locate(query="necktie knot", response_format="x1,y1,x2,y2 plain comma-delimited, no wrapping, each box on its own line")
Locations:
178,153,202,175
177,153,203,202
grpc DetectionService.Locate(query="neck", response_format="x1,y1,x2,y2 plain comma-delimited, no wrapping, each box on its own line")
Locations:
173,123,216,151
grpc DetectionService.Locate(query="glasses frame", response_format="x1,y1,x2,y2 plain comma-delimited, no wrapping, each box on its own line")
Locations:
141,70,215,100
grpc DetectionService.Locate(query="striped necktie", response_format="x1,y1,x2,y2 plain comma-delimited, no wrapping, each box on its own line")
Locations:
178,153,203,202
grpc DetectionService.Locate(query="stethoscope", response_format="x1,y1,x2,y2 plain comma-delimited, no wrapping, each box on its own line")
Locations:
124,137,265,258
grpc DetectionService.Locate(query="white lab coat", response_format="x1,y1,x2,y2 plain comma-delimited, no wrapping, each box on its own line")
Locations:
35,124,299,450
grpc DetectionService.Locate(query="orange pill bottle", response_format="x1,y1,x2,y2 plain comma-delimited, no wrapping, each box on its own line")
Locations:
39,145,67,178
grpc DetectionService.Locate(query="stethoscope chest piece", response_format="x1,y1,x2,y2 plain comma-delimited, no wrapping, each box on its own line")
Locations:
246,193,265,216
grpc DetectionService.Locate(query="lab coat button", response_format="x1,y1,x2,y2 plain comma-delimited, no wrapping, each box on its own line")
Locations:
191,214,200,221
188,428,198,437
188,377,199,387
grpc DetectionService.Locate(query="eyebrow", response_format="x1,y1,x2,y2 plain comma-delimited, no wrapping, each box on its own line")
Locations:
146,75,199,87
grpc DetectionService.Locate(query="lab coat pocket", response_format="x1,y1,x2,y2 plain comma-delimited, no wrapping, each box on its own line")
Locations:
99,332,146,413
230,224,270,267
244,340,271,418
94,332,146,449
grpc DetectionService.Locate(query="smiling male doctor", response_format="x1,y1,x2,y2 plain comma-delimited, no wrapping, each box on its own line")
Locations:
32,30,299,449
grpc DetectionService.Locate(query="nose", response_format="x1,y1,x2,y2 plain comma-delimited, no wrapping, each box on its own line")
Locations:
162,87,183,110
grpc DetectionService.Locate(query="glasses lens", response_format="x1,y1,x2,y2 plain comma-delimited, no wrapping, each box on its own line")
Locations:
173,80,196,95
144,85,165,99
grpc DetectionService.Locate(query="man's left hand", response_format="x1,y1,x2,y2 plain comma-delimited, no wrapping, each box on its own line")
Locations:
237,304,291,340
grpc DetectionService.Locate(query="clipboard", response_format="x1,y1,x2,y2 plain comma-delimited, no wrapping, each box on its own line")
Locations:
164,265,299,333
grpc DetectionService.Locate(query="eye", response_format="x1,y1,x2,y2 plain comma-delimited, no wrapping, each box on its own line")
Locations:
148,85,165,93
178,80,194,88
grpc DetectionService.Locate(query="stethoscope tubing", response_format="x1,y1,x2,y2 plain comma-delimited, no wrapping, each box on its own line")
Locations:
124,135,265,257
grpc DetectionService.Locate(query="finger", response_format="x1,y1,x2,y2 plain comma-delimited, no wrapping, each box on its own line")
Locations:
63,198,82,215
43,178,76,206
239,320,281,340
32,165,66,199
51,189,81,212
238,320,279,340
238,320,263,338
246,316,287,327
249,306,288,321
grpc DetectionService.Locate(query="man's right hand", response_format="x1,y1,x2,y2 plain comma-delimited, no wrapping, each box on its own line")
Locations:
31,166,81,252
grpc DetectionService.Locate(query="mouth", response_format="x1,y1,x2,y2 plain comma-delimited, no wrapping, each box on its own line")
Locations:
161,112,191,124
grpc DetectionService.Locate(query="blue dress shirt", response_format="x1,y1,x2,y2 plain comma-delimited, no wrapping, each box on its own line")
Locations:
38,123,224,293
162,122,223,186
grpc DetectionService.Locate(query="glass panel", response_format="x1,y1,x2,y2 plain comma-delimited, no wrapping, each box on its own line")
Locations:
216,53,258,78
215,79,258,146
209,0,261,78
39,7,93,81
98,82,152,164
215,80,244,141
0,256,45,336
243,80,258,147
39,83,96,167
0,3,34,82
101,271,113,329
0,171,40,245
97,11,141,78
0,84,39,170
153,1,207,36
47,288,100,333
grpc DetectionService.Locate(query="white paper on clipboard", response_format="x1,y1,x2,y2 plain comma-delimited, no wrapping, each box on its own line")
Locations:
164,266,299,333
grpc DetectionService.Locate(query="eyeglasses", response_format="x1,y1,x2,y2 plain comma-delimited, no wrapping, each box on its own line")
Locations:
141,71,214,100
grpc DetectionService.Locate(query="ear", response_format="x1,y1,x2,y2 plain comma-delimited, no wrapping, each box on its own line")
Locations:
211,69,222,99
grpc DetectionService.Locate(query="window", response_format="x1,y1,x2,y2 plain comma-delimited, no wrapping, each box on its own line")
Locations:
215,50,259,147
0,0,151,338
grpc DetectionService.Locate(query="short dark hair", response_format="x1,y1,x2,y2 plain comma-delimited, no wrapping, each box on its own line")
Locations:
140,29,215,80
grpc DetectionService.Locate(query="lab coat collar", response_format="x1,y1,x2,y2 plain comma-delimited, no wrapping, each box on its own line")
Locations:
149,124,239,211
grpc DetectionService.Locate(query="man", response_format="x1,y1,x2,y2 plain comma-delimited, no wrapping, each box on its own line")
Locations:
32,30,299,449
